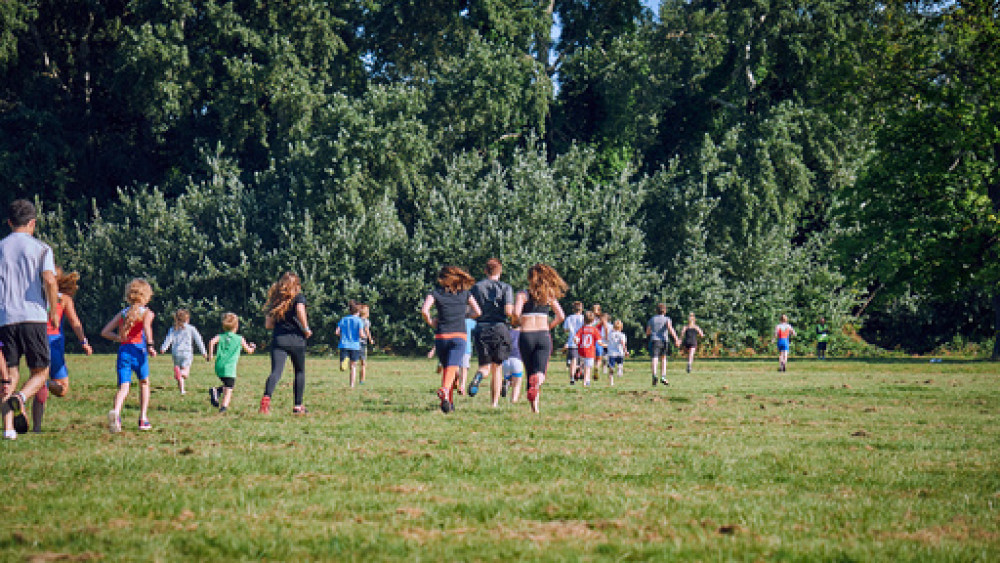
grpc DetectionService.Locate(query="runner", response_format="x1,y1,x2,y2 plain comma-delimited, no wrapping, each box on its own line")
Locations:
468,258,514,407
260,272,312,415
513,263,567,414
775,314,796,372
562,302,584,384
421,266,481,414
680,313,704,373
645,303,680,387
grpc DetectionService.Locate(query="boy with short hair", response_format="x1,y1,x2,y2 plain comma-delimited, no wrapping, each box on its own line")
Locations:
574,311,603,386
562,301,584,384
337,302,369,387
207,313,256,413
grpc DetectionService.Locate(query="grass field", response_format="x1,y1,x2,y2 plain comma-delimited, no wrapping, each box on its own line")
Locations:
1,354,998,561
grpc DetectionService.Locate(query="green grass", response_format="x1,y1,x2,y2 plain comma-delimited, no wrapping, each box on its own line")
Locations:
2,355,998,561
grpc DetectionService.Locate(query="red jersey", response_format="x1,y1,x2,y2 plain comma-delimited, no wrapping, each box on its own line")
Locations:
575,326,602,359
46,296,65,336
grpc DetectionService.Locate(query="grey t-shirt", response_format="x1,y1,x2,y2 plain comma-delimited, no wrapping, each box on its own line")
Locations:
647,314,672,342
470,278,513,324
161,323,207,357
0,232,56,326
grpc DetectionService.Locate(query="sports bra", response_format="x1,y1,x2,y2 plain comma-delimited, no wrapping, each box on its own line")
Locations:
520,294,550,316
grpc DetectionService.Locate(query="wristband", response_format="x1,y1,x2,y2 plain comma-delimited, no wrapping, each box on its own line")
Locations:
82,338,89,346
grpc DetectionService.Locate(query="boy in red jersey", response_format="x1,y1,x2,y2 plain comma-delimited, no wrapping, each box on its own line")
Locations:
573,311,603,387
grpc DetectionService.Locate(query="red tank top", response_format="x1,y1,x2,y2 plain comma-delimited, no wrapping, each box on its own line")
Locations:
119,306,147,344
46,296,65,336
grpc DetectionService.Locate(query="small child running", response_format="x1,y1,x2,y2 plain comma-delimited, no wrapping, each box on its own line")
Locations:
207,313,256,412
574,310,603,386
100,278,157,433
337,301,369,387
605,320,628,385
775,314,796,372
358,304,373,383
501,327,524,402
160,309,208,395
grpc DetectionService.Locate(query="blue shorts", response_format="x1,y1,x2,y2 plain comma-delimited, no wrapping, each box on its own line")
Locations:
608,356,623,368
49,334,68,380
435,336,467,368
116,343,150,385
777,338,789,352
340,348,361,362
595,344,605,357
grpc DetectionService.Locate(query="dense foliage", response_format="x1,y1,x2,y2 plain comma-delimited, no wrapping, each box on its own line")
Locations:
3,1,997,355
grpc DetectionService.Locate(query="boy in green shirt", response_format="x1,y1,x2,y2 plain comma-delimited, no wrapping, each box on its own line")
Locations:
207,313,256,412
816,317,830,359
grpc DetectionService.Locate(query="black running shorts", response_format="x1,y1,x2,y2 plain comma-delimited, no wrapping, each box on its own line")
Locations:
474,323,511,365
0,322,50,369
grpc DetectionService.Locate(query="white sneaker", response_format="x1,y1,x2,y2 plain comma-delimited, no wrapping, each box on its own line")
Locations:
3,430,16,440
107,410,122,434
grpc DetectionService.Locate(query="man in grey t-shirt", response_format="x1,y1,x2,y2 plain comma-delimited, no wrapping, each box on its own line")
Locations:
1,199,59,439
645,303,680,387
468,258,513,407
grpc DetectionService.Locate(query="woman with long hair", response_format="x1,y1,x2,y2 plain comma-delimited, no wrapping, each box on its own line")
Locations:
512,263,566,413
260,272,312,414
421,266,481,413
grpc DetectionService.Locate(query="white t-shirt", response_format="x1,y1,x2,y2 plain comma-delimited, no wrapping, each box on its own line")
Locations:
607,331,627,357
562,313,584,348
0,232,56,326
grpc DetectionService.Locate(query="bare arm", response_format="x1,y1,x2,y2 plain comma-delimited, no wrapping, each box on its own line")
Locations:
100,313,123,342
668,320,680,347
512,292,526,327
467,295,482,319
420,294,436,329
42,270,59,326
241,336,256,354
143,311,157,357
207,335,219,362
61,295,92,355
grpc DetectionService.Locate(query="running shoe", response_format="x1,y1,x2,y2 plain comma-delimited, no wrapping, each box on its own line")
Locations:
6,392,25,417
501,376,509,398
138,418,152,431
526,374,540,402
292,406,309,415
437,388,452,413
107,410,121,434
652,375,657,386
340,357,349,371
219,406,227,414
687,365,691,373
12,412,28,434
3,430,15,440
468,372,483,397
259,396,271,414
209,386,220,407
660,376,669,386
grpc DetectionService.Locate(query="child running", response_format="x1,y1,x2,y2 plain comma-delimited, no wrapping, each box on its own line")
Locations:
681,313,705,373
359,304,372,383
31,266,93,433
160,309,208,395
775,314,796,372
207,313,256,412
100,278,156,433
562,301,584,384
574,311,603,386
501,327,523,402
606,320,628,385
337,301,369,387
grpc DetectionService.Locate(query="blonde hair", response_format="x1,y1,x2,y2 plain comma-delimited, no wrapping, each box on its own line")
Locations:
613,319,623,331
55,266,80,296
174,309,190,331
222,312,239,332
780,314,788,323
436,266,475,293
121,279,153,336
527,263,567,304
265,272,301,320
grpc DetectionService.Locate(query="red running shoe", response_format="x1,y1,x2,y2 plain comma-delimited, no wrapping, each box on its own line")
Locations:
437,388,452,413
526,374,540,402
259,396,271,414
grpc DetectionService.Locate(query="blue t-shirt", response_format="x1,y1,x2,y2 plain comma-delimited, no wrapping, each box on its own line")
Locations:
338,315,364,350
465,318,476,354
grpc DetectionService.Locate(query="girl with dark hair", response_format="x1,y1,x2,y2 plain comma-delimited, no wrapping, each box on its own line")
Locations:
512,263,567,413
260,272,312,414
421,266,481,413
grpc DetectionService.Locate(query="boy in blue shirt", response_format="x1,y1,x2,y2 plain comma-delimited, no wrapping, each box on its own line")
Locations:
337,302,369,387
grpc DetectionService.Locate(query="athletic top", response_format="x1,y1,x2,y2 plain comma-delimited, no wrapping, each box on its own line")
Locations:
465,318,476,354
562,312,584,348
119,306,148,345
161,323,207,356
575,325,602,359
509,328,521,360
647,315,672,341
607,330,627,357
0,232,57,326
361,318,371,345
214,332,243,378
272,293,308,338
520,294,550,317
816,323,829,343
338,314,365,350
46,295,65,336
682,327,699,347
775,323,794,340
431,288,471,336
470,278,513,324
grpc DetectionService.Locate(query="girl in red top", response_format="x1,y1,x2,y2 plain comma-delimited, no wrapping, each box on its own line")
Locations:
100,279,157,433
574,311,603,386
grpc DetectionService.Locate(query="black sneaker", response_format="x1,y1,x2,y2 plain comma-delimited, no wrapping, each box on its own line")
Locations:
12,412,28,434
660,377,669,386
468,372,483,397
209,387,220,407
501,376,508,398
652,375,657,386
686,365,691,373
219,406,227,413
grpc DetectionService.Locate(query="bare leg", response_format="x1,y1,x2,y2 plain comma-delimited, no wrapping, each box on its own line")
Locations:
687,347,696,372
139,379,150,422
221,387,234,408
349,361,357,387
31,382,49,432
359,359,367,383
510,376,522,403
490,364,502,407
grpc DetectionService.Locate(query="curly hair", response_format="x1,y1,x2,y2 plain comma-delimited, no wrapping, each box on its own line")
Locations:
527,263,567,304
55,266,80,296
174,309,190,331
436,266,475,293
121,278,153,337
265,272,301,321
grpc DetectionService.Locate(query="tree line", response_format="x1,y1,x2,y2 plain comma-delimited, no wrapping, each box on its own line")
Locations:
2,1,997,356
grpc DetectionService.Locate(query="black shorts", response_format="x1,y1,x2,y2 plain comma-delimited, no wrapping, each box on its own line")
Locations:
817,341,828,351
219,377,236,389
474,323,511,365
0,322,50,369
519,330,552,376
648,340,668,359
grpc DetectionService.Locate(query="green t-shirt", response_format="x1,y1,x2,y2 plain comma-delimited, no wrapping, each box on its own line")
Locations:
816,324,830,343
215,332,243,378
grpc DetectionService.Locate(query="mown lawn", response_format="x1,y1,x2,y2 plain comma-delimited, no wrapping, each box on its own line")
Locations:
1,354,998,561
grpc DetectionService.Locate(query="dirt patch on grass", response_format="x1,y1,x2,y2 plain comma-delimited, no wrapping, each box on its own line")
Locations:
875,516,999,544
492,520,607,543
28,553,103,562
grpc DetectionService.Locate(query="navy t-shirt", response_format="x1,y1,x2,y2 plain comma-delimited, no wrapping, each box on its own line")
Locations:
432,289,471,335
470,278,513,324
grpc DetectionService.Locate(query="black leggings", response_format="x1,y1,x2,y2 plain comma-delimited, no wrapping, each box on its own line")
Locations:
264,343,307,406
519,330,552,377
